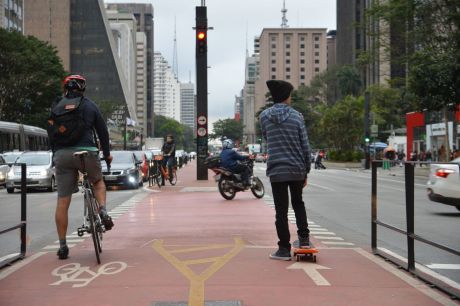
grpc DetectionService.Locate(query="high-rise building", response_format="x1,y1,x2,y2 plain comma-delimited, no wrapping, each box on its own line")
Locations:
180,82,196,132
24,0,135,124
105,3,154,137
327,30,337,70
153,52,181,123
135,32,148,134
1,0,23,33
242,52,259,144
253,27,328,120
234,90,243,122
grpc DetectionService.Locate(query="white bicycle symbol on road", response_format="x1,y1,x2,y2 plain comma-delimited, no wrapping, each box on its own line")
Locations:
50,261,127,288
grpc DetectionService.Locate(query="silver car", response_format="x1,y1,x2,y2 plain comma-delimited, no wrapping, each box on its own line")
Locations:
0,155,8,186
6,151,56,193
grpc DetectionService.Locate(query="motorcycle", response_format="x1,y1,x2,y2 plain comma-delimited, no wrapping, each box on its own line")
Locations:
205,157,265,200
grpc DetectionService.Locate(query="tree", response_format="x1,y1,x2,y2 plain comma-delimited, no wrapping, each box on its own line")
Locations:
211,118,244,142
0,29,66,128
153,115,194,150
336,65,362,97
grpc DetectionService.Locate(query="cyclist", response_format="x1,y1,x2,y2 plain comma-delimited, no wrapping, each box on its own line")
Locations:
161,134,176,184
50,75,114,260
220,139,251,187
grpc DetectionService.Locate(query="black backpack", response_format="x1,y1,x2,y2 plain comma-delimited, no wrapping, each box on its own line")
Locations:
47,96,87,147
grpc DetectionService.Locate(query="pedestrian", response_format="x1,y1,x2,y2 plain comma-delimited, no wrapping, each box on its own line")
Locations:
410,150,418,167
260,80,311,261
425,150,432,163
397,151,405,167
47,75,113,260
419,150,426,167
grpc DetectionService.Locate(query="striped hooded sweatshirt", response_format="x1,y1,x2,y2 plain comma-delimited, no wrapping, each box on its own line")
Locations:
260,103,311,182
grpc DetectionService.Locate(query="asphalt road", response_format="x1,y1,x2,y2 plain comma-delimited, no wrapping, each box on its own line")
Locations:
252,163,460,284
0,185,147,260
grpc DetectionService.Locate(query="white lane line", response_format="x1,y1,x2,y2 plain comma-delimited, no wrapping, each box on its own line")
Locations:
308,224,321,228
426,264,460,270
309,228,329,231
0,253,20,263
322,241,355,246
378,247,460,291
43,244,76,250
0,252,48,281
314,236,344,240
308,183,336,192
309,231,336,235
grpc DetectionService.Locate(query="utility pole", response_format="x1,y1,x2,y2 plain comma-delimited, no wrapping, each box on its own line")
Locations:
195,1,211,180
364,91,371,169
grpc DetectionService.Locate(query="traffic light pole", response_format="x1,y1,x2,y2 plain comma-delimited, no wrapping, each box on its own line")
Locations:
364,91,371,169
196,5,208,180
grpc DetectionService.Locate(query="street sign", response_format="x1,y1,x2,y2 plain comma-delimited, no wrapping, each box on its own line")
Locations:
371,124,378,137
197,115,207,126
197,127,207,137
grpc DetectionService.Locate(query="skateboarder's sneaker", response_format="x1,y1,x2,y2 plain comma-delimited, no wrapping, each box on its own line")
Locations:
269,247,291,261
57,245,69,260
298,236,311,249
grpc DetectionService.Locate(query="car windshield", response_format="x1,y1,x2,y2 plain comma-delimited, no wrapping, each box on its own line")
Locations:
4,153,21,163
17,154,50,166
112,152,133,164
133,152,144,160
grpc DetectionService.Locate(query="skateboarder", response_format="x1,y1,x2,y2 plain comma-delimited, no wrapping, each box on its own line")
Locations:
260,80,311,261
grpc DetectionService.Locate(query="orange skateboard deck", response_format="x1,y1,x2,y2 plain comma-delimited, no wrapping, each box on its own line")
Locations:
292,241,318,262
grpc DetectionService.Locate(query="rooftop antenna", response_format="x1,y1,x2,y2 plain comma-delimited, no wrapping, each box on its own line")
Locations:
172,16,179,79
281,0,289,28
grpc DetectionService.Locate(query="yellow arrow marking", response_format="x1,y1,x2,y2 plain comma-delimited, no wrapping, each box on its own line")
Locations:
153,238,245,306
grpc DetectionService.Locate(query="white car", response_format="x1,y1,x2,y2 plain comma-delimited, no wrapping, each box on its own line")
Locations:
426,157,460,211
0,155,9,186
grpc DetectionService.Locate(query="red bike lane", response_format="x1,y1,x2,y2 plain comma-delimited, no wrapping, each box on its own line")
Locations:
0,161,456,306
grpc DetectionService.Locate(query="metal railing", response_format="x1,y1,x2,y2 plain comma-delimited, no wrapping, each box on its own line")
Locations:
0,163,27,269
371,160,460,299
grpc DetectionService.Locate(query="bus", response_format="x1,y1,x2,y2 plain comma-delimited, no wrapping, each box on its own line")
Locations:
0,121,49,153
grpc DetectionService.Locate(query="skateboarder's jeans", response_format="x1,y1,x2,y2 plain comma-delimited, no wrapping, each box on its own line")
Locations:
271,180,310,250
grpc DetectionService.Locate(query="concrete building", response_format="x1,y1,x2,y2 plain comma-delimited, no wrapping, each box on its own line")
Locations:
24,0,135,124
327,30,336,70
2,0,23,32
153,52,181,122
253,28,328,122
105,3,154,137
180,82,196,132
135,32,148,134
242,53,259,144
234,90,243,122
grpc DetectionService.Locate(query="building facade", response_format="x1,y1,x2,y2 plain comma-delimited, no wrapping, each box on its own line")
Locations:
2,0,23,32
153,52,181,123
234,90,243,122
242,53,259,144
327,30,336,69
106,3,154,137
180,82,196,132
135,32,148,134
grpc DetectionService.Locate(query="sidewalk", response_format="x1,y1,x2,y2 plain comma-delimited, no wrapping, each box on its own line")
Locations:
0,160,456,306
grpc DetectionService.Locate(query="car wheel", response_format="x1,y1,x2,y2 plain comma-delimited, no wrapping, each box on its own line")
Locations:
7,187,14,194
48,176,56,192
456,206,460,212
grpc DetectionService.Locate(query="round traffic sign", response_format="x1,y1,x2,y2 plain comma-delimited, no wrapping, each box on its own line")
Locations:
197,127,207,137
197,116,207,126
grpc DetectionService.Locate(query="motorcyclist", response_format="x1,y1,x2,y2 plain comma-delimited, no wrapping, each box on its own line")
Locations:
220,139,251,187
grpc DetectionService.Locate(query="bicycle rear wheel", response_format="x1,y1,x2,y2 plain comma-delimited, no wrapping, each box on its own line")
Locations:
169,169,177,185
86,193,101,264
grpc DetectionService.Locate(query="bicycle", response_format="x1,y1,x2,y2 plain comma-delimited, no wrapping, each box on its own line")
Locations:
150,155,164,188
158,155,177,186
74,151,108,264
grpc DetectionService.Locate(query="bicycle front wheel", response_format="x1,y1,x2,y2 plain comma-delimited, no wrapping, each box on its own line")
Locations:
86,193,101,264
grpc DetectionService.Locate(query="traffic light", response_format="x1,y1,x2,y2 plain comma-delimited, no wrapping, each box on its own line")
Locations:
365,137,370,143
196,30,207,54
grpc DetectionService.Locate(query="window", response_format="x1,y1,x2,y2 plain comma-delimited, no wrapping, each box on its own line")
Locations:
271,52,276,56
286,44,290,49
315,36,320,41
300,75,305,80
271,75,276,79
300,52,305,57
300,36,305,41
315,44,319,48
286,59,290,64
271,36,276,41
271,67,276,72
300,59,305,64
315,59,320,64
315,52,319,56
300,44,305,49
286,52,290,56
301,67,305,72
271,44,276,49
286,67,290,72
271,59,276,64
315,67,320,72
286,75,291,79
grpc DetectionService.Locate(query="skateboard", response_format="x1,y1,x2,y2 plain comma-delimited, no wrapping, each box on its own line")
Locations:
292,240,318,262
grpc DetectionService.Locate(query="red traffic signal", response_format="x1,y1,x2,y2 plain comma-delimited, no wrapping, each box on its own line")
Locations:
197,31,206,40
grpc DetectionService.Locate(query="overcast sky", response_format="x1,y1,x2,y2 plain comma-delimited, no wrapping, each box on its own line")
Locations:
105,0,336,127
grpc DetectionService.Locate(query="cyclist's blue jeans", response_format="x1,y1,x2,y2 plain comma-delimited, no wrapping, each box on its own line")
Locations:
163,156,174,179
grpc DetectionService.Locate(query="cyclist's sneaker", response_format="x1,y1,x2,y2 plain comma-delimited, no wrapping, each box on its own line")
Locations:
57,245,69,260
99,211,114,231
269,247,291,261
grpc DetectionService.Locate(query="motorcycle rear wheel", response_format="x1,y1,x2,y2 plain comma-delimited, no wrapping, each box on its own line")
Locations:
251,177,265,199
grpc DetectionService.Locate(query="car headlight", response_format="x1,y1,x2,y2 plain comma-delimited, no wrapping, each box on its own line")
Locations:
0,172,4,179
40,169,48,176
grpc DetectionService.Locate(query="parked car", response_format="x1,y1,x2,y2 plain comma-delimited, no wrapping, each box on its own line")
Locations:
133,151,149,182
102,151,143,189
426,157,460,211
255,153,265,163
6,151,56,193
0,155,8,186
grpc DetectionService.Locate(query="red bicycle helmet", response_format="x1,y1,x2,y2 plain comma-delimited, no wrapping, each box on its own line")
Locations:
63,74,86,91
